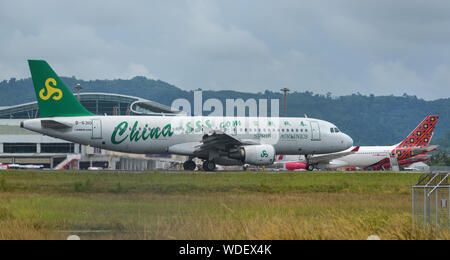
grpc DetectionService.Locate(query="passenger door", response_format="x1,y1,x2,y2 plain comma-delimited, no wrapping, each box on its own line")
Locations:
310,121,321,141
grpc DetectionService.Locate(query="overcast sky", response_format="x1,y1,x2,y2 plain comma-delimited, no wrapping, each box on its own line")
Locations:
1,0,450,100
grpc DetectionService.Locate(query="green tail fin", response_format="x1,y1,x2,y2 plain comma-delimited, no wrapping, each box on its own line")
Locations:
28,60,94,118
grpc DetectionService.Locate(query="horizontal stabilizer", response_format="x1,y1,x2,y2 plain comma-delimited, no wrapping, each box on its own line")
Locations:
41,119,73,129
426,145,439,152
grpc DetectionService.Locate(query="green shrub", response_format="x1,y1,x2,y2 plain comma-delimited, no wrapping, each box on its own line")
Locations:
74,178,93,192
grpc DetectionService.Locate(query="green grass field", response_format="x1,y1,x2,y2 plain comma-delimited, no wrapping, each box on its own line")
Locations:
0,170,447,240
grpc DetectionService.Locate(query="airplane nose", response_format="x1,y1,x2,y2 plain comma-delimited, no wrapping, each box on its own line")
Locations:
342,134,353,149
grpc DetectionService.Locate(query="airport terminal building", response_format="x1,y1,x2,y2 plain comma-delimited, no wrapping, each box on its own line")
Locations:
0,92,184,170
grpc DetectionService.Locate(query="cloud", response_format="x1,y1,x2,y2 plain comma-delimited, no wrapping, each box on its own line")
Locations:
367,61,450,100
368,61,426,96
123,63,155,80
0,0,450,100
432,65,450,85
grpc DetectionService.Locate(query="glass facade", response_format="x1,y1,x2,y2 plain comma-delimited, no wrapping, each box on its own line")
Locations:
41,143,75,153
3,143,37,153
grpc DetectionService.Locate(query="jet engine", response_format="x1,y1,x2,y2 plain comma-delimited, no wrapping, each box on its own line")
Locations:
229,144,276,166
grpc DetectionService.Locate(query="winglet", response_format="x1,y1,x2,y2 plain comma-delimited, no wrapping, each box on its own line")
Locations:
351,146,360,152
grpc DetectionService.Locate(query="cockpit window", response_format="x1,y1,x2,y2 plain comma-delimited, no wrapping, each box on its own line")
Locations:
330,128,335,133
334,128,340,133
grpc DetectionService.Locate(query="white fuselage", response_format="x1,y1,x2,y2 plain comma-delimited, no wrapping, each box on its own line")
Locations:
319,146,394,169
281,145,395,169
22,115,353,157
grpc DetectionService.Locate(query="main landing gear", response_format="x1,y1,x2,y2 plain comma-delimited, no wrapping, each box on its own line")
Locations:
183,159,216,171
183,160,196,171
305,154,315,171
203,160,216,172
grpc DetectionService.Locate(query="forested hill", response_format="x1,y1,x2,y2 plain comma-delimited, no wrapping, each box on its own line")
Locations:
1,77,449,149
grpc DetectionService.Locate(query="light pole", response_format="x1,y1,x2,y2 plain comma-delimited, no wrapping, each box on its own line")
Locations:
73,83,84,166
280,88,290,117
75,84,83,101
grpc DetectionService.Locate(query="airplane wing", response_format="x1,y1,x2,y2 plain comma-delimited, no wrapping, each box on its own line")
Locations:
197,130,242,151
309,146,360,164
194,130,258,157
197,130,258,151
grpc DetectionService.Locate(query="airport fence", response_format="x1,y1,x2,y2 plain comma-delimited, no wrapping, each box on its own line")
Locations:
412,173,450,236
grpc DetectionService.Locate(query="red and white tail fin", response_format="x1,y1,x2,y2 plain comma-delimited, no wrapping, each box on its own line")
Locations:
396,115,439,149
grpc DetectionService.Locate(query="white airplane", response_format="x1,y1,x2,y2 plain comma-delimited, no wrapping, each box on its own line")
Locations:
278,115,439,171
7,164,44,169
21,60,353,171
